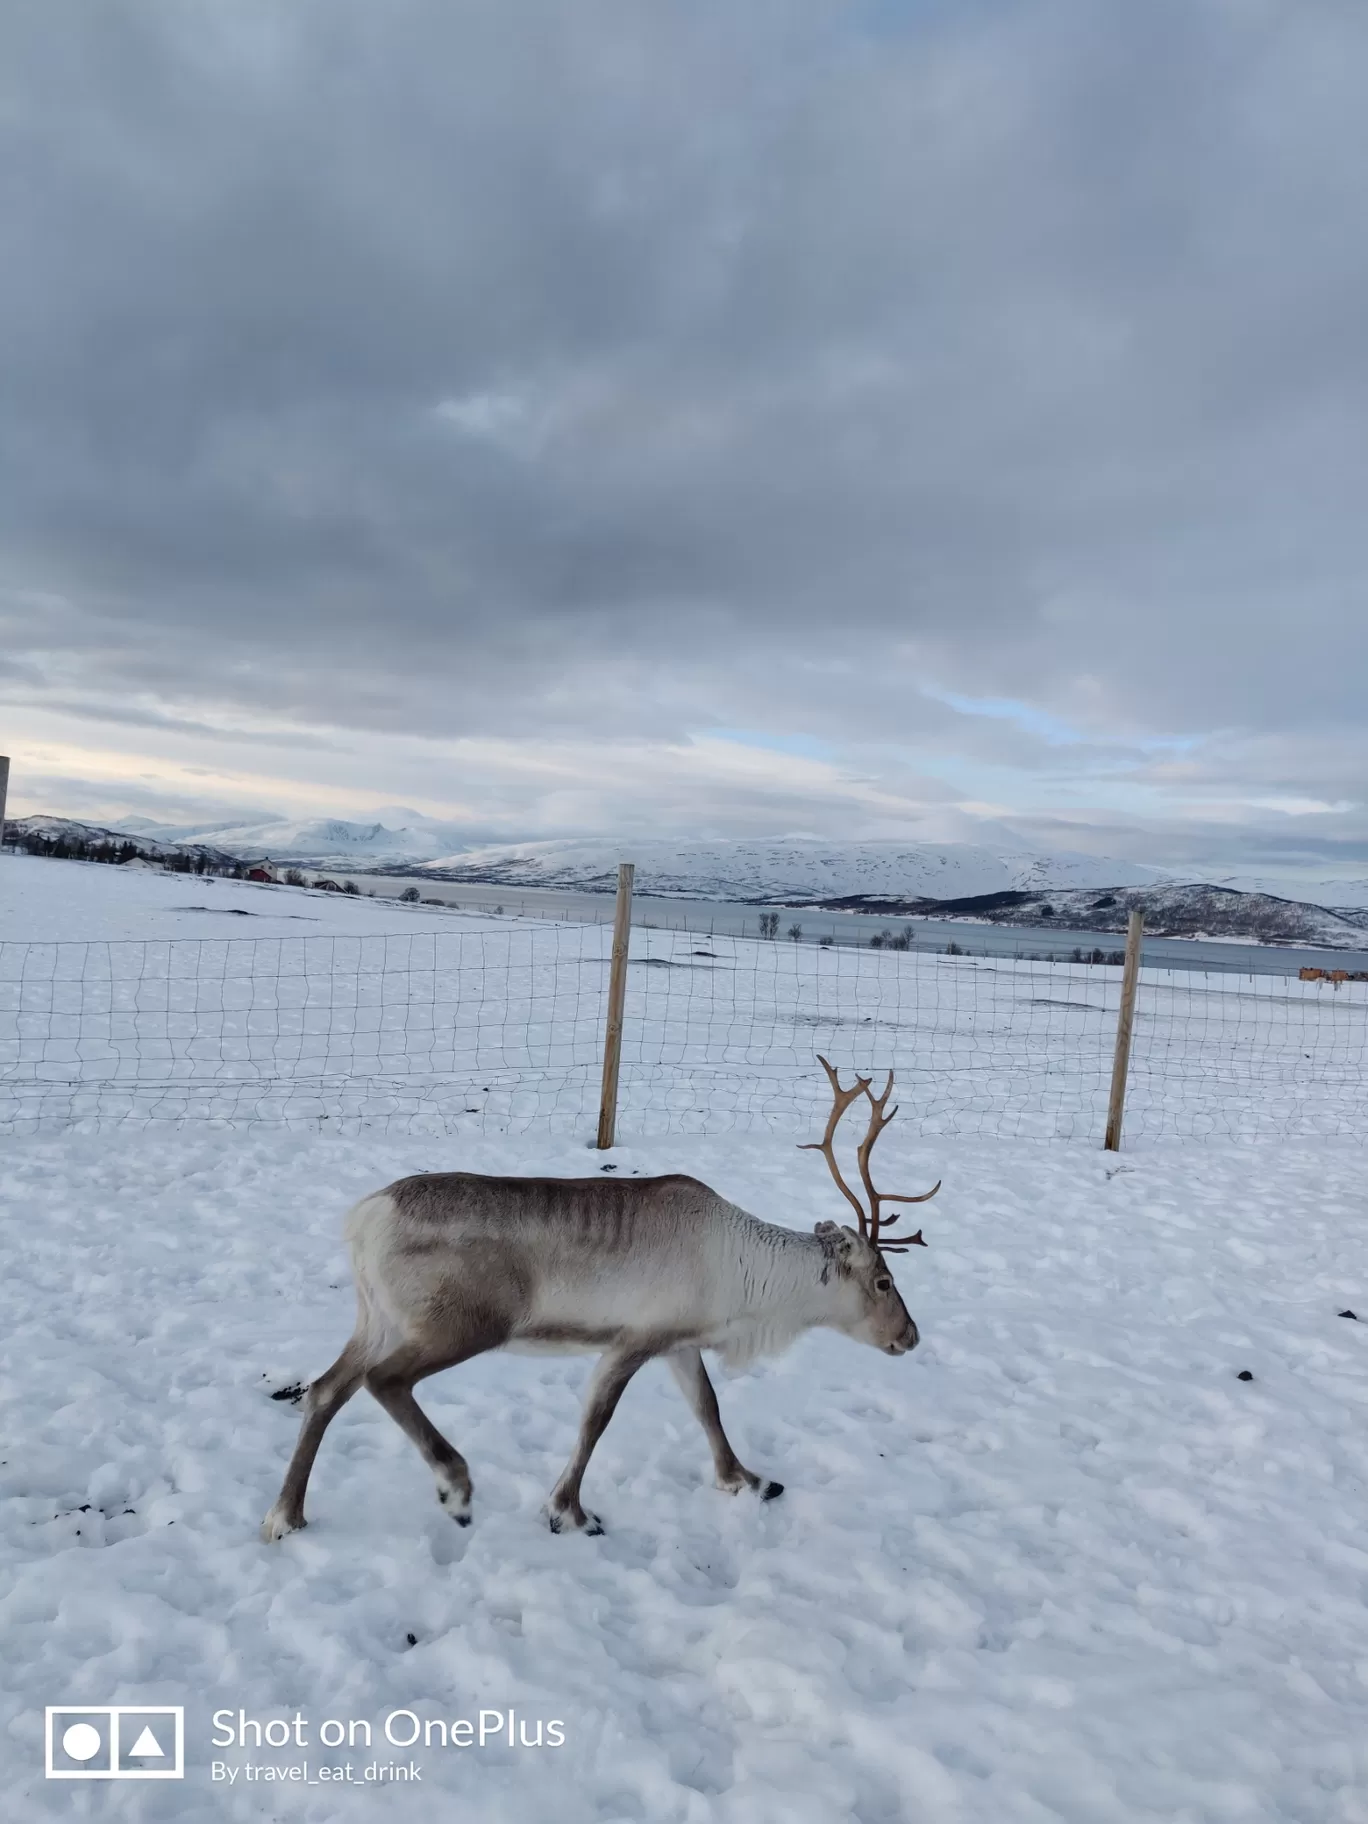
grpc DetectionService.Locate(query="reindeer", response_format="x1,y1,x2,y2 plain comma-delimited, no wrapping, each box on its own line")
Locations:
261,1058,938,1541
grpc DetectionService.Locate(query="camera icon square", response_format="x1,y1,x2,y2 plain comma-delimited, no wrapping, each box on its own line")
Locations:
46,1706,184,1780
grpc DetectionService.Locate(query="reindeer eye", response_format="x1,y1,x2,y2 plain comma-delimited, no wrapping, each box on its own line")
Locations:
875,1276,892,1293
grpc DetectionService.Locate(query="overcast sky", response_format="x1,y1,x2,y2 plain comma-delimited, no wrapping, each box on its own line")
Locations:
2,0,1366,881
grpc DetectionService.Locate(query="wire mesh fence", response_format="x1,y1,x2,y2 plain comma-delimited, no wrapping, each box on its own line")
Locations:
2,917,1365,1141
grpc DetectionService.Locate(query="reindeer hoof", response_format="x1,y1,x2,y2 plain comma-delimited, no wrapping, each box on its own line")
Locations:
437,1485,472,1526
760,1480,784,1502
261,1504,305,1543
545,1504,603,1536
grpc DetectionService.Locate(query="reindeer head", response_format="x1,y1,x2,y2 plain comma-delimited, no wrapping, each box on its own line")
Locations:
801,1055,939,1356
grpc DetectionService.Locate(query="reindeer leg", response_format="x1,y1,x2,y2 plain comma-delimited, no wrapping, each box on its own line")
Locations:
667,1346,783,1501
363,1329,505,1528
262,1337,367,1541
546,1346,654,1534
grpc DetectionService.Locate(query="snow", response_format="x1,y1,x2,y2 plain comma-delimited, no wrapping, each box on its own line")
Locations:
3,1130,1367,1821
5,856,1366,1145
2,853,1367,1819
1216,875,1368,913
0,853,491,946
111,809,476,869
411,837,1171,903
11,820,1173,895
917,882,1368,952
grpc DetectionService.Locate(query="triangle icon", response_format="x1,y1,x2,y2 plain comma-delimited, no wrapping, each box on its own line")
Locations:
129,1726,164,1757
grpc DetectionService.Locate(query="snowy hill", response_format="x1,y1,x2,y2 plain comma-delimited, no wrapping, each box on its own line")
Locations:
113,809,473,867
814,881,1368,949
14,815,1366,948
6,817,1173,897
1210,873,1368,914
408,837,1172,901
8,814,239,869
23,812,1368,918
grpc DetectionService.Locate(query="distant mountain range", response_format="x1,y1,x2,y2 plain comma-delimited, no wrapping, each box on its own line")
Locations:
401,836,1173,902
1206,873,1368,913
111,810,473,868
811,882,1368,949
9,814,1172,897
9,814,240,868
8,815,1368,950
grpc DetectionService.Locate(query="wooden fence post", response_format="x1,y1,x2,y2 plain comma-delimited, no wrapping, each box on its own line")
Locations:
1104,908,1145,1151
596,862,635,1149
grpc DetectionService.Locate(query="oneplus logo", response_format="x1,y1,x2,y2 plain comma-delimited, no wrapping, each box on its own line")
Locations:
45,1706,185,1779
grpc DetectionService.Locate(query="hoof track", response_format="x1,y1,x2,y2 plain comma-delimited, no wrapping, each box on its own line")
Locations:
36,1503,147,1549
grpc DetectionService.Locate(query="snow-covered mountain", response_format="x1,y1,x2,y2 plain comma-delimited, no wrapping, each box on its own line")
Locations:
10,815,1368,947
51,813,1368,915
12,816,1172,897
8,814,239,867
811,881,1368,949
112,810,474,867
408,837,1173,901
1208,874,1368,913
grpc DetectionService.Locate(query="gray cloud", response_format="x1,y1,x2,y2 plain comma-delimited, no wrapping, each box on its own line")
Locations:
0,690,347,746
1,0,1365,867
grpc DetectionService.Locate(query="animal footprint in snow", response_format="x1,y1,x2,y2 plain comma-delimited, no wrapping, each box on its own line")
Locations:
40,1503,146,1547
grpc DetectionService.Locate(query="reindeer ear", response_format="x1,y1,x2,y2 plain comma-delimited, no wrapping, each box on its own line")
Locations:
814,1221,855,1279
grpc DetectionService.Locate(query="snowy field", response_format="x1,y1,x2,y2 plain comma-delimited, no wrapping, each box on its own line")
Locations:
0,852,506,945
3,857,1366,1145
2,1129,1367,1822
1,856,1367,1820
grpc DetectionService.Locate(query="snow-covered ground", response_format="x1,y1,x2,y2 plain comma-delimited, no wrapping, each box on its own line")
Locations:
2,854,1366,1820
2,1129,1366,1822
4,856,1365,1145
0,853,489,946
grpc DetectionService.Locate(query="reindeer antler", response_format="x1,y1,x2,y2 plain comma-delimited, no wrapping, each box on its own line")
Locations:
800,1056,939,1249
855,1071,939,1249
798,1055,873,1232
